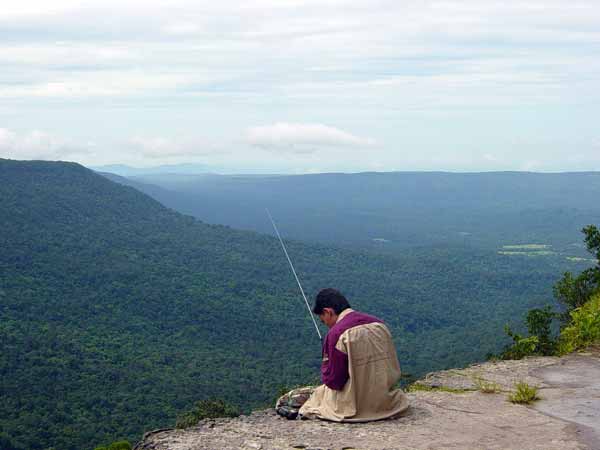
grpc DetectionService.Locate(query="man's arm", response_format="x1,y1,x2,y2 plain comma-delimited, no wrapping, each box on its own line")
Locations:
321,341,349,390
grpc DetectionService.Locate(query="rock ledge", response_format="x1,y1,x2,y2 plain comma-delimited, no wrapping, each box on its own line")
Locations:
134,350,600,450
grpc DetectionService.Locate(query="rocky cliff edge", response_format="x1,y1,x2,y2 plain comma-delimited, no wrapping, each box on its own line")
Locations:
134,348,600,450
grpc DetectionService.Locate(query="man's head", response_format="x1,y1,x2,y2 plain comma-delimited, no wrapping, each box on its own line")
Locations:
312,288,351,329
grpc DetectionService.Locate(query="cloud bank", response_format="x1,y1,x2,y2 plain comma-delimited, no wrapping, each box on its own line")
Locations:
245,123,376,153
0,128,93,160
0,0,599,171
129,136,220,159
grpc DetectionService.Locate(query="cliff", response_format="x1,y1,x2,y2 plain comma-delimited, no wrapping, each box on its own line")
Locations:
133,348,600,450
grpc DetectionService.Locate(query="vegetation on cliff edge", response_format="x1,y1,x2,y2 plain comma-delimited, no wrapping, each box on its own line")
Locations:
499,225,600,359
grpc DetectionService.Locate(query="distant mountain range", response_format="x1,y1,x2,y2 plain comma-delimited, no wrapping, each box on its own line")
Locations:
90,163,218,176
97,169,600,252
92,162,281,176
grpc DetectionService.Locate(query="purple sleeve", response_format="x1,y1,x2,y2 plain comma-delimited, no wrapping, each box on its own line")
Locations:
321,337,349,390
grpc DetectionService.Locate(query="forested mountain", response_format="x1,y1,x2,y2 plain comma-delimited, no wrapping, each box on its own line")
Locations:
102,170,600,253
0,159,589,449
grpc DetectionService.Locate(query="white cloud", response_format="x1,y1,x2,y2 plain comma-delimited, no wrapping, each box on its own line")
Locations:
0,70,198,98
245,122,376,153
520,160,544,171
1,0,599,106
0,128,94,160
0,43,134,67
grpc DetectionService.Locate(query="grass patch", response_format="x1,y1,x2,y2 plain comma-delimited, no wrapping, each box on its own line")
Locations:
499,244,555,257
508,382,540,404
473,376,502,394
502,244,550,250
565,256,596,262
407,383,472,394
498,251,555,256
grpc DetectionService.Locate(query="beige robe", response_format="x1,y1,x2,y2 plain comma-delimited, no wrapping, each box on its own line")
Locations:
299,309,409,422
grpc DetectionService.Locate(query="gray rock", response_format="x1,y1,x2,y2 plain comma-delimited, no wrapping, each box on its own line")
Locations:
134,350,600,450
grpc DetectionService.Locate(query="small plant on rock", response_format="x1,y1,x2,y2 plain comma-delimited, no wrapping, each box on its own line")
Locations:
473,376,502,394
94,441,131,450
176,399,240,429
508,382,540,404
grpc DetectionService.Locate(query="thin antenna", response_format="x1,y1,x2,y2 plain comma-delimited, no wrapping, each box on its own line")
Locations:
266,208,322,341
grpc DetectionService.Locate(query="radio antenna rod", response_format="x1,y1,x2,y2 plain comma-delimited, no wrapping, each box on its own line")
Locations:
266,209,322,341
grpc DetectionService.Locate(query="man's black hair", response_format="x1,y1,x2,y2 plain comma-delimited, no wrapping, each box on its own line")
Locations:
312,288,351,315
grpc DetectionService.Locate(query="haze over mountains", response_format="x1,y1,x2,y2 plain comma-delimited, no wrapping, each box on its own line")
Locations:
2,159,593,449
92,164,221,177
99,168,600,254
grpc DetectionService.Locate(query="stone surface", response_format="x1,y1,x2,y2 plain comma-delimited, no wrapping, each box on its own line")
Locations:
134,350,600,450
531,351,600,449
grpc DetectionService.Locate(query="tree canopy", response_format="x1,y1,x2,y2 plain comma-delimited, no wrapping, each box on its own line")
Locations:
0,159,589,450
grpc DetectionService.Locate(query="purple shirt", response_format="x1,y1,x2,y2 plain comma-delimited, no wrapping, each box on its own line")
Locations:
321,310,383,390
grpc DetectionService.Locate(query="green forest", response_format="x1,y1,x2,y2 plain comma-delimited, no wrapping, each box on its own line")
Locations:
102,170,600,252
0,159,593,450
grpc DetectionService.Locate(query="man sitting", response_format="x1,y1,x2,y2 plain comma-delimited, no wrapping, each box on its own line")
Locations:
277,288,409,422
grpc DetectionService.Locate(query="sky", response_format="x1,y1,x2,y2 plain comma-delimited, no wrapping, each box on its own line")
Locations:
0,0,599,173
